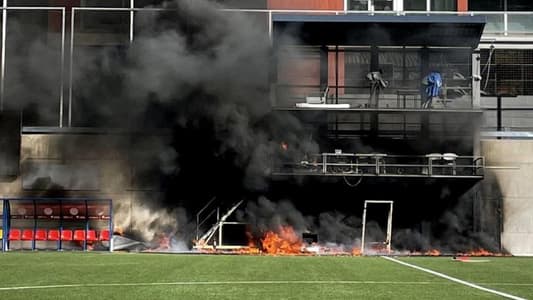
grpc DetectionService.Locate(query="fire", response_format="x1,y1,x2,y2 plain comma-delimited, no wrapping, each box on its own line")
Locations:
232,247,261,254
261,226,304,255
351,247,361,256
460,248,493,256
425,249,441,256
231,230,260,254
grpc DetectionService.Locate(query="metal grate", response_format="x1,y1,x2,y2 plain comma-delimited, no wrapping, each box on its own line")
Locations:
481,49,533,96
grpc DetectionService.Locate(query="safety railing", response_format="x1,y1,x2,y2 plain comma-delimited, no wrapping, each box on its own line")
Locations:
274,152,484,178
275,84,474,109
1,6,532,129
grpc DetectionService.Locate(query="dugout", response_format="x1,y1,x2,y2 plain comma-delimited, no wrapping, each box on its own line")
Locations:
1,198,113,252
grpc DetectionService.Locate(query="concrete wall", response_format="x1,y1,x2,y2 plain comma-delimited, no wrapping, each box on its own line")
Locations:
481,139,533,255
0,133,173,240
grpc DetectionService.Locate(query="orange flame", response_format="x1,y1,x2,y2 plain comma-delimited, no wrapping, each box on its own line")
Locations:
231,230,261,254
351,247,362,256
460,248,493,256
261,226,303,255
425,249,441,256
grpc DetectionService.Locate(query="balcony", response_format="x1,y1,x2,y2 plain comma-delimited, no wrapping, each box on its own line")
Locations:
273,152,485,179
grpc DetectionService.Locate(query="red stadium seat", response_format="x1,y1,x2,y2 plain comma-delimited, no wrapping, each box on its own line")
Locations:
35,229,47,241
9,229,21,240
99,230,110,241
48,229,60,241
86,230,97,241
73,230,85,241
21,229,34,241
61,230,73,241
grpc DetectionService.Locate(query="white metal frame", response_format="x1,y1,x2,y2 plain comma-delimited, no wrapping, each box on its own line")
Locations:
361,200,394,255
0,6,65,128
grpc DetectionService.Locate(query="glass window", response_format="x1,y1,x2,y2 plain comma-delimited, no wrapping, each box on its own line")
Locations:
349,0,369,11
373,0,393,10
404,0,426,11
469,0,504,11
507,0,533,11
430,0,456,11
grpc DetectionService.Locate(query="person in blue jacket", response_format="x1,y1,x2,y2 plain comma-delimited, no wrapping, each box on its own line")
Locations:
422,72,442,109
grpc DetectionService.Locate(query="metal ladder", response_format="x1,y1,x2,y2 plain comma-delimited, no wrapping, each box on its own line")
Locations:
195,200,244,249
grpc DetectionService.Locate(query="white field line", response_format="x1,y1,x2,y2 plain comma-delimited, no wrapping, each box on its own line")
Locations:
382,256,527,300
0,280,451,291
0,280,531,292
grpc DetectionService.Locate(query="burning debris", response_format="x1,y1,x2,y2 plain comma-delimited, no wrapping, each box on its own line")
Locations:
261,226,304,255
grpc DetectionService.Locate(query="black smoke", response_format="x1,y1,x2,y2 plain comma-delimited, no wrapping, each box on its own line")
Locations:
2,1,502,253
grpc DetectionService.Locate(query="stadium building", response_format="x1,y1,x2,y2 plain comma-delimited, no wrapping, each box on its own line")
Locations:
0,0,532,256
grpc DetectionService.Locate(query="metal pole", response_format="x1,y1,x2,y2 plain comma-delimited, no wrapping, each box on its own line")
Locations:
68,7,75,127
129,0,134,43
1,0,7,111
83,200,88,251
109,199,113,252
196,214,199,241
215,207,220,247
386,202,393,253
268,10,272,39
218,223,223,248
335,45,338,104
497,95,502,138
59,8,65,127
2,199,6,251
32,200,36,251
59,199,63,251
361,201,368,255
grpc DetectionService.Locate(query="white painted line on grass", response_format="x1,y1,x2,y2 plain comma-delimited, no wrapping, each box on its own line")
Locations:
382,256,526,300
0,280,451,291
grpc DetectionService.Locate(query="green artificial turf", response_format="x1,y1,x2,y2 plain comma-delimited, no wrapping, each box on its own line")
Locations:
0,252,529,299
400,257,533,299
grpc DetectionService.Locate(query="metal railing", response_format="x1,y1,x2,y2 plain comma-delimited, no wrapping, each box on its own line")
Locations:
1,6,533,129
274,152,485,178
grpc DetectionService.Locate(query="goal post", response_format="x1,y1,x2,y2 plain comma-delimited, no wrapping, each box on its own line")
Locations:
361,200,394,255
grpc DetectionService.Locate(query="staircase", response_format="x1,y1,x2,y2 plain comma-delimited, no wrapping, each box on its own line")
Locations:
194,199,247,250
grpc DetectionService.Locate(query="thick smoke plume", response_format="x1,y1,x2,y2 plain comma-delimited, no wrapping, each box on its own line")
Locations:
238,197,363,251
4,0,317,242
2,1,500,253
